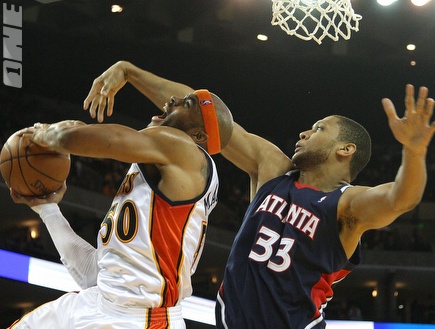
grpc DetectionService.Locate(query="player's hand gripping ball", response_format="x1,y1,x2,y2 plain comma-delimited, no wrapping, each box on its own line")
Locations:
0,130,70,197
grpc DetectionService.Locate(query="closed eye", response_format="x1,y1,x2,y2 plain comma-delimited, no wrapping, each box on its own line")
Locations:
183,95,194,109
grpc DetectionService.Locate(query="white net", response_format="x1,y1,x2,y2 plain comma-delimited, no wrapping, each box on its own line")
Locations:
271,0,362,44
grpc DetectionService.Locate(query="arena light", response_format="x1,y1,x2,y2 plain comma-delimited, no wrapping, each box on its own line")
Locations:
111,4,123,13
257,34,268,41
410,0,431,6
377,0,398,6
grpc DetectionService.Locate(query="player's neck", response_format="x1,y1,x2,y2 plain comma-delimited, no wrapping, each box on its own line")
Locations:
298,168,349,192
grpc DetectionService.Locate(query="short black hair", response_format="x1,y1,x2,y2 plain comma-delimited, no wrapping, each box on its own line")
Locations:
334,115,371,181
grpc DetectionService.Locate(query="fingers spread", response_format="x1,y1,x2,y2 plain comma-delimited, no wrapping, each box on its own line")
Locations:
422,97,434,119
382,98,398,121
404,84,415,111
415,86,429,115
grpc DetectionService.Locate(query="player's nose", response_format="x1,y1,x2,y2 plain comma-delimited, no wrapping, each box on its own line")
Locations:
299,130,311,140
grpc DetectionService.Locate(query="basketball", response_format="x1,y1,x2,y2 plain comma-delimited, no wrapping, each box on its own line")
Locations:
0,131,71,197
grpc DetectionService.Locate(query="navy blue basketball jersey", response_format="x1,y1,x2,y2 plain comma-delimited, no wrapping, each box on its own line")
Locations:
216,171,360,329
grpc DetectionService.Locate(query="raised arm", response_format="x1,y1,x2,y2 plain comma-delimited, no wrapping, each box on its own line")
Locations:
341,85,435,250
83,61,194,122
84,61,293,197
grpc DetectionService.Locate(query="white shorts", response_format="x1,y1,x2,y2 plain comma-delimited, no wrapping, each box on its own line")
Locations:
9,286,186,329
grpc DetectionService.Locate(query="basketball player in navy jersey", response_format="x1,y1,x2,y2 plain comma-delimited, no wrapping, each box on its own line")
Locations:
75,61,434,328
217,84,433,329
8,86,233,328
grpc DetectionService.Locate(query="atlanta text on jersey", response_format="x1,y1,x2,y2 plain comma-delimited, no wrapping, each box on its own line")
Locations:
255,194,320,239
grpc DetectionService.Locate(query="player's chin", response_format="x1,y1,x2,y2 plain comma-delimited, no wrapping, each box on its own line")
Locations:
291,151,299,162
291,153,304,168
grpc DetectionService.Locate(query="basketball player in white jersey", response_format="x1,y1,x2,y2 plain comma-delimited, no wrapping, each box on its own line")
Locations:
8,84,233,328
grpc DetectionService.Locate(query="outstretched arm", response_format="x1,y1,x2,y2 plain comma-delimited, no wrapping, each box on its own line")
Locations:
21,120,196,166
83,61,193,122
18,120,207,201
343,85,435,234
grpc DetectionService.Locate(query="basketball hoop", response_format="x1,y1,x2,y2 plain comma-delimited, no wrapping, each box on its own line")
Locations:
271,0,362,44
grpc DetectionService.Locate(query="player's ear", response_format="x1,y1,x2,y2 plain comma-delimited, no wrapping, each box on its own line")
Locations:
337,143,356,156
191,129,208,145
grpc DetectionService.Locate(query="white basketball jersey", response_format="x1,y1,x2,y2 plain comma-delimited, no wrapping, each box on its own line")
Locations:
96,149,218,308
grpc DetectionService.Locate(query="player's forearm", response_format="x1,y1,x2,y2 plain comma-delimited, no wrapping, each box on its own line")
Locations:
220,123,260,175
123,61,194,110
36,122,132,160
390,146,427,212
32,203,99,289
221,123,292,179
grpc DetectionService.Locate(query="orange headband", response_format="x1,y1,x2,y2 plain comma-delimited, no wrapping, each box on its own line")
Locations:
194,89,221,155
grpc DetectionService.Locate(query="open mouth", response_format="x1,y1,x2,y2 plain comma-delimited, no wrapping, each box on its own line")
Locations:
151,111,168,124
157,111,167,119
